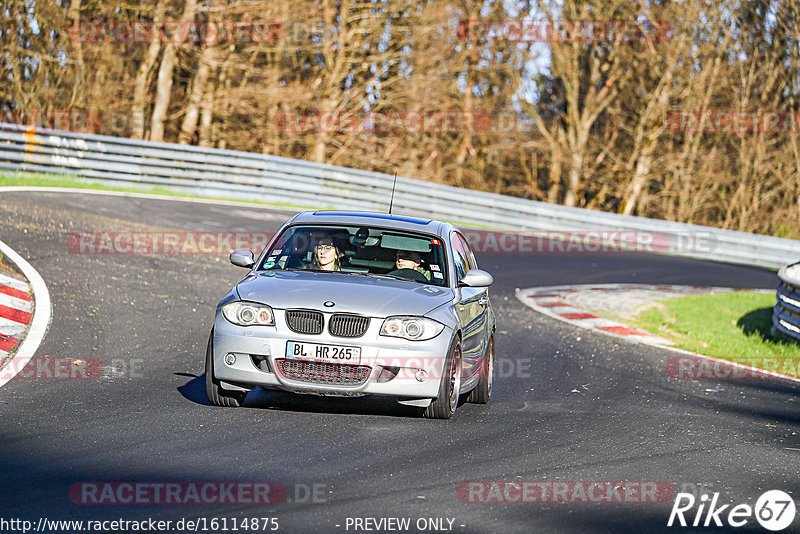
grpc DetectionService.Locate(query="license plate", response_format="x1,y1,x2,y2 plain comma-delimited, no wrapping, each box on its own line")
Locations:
286,341,361,364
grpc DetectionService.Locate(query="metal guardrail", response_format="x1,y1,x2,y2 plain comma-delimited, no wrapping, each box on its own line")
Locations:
774,263,800,342
1,121,800,269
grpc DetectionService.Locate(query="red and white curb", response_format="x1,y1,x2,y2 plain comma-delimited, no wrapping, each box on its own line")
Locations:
515,284,771,347
0,271,32,352
0,239,51,387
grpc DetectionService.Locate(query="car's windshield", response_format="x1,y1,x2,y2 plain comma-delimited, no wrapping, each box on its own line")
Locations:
258,224,448,286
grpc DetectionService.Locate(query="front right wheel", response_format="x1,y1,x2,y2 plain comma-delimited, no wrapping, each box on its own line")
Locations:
424,337,462,419
205,330,247,407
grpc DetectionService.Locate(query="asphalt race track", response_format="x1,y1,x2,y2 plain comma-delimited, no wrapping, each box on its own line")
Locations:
0,190,798,534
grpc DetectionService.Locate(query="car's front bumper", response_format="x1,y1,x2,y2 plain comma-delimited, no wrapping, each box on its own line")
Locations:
211,311,453,399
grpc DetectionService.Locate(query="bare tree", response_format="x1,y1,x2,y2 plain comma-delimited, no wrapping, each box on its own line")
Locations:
150,0,198,142
131,0,168,139
178,44,217,144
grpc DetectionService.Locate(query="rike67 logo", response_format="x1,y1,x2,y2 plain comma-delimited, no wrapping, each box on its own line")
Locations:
668,490,796,531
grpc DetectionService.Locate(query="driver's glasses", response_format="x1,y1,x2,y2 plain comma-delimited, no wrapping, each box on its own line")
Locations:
317,245,335,253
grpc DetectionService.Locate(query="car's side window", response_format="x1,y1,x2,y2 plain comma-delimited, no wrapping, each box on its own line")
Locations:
456,233,477,270
450,233,470,281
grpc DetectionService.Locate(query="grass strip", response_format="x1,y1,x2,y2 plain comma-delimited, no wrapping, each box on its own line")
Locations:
628,291,800,378
0,171,315,210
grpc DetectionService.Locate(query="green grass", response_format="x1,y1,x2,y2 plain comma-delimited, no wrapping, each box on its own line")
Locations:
629,291,800,377
0,171,317,210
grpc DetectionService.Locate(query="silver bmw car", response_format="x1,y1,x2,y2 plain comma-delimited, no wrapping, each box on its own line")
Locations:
205,211,495,418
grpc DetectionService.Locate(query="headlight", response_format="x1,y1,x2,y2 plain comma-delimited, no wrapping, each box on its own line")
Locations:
379,316,444,340
222,301,275,326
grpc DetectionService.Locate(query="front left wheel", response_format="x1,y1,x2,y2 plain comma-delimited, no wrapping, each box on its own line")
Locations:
467,334,493,404
205,330,247,407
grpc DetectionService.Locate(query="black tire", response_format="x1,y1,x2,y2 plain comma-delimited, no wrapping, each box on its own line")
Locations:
205,330,247,407
467,334,493,404
424,337,462,419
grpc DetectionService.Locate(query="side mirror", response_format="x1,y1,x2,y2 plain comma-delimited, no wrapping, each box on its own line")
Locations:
458,269,494,288
230,249,255,268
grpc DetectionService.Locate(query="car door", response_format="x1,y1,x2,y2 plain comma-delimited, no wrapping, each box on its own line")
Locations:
450,231,487,382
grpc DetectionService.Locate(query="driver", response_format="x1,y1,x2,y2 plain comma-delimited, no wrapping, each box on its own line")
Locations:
309,238,342,271
395,250,431,280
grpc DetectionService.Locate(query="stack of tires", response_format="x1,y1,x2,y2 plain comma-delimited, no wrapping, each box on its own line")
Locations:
773,262,800,343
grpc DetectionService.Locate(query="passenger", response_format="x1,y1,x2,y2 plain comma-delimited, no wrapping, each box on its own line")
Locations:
309,238,342,271
395,250,431,280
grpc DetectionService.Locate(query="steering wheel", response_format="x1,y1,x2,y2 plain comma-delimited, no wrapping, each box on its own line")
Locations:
386,268,428,282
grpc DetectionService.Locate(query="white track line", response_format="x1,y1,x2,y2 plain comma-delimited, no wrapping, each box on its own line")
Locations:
0,239,51,388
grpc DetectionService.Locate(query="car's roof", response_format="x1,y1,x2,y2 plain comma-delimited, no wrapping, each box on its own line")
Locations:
288,211,456,237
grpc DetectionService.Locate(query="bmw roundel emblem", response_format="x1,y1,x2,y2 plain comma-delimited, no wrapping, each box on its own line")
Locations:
323,301,335,308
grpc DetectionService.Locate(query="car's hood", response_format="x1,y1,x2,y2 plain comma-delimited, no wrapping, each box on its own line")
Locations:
236,271,454,317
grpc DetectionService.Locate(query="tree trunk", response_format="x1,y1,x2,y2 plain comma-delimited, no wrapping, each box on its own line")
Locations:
455,75,474,187
563,150,583,207
620,60,675,215
312,96,335,163
150,0,198,142
178,45,216,144
312,0,349,163
132,42,162,139
131,0,166,139
216,65,231,149
67,0,84,108
546,147,562,204
197,77,216,147
563,126,588,207
149,45,177,142
621,146,655,215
